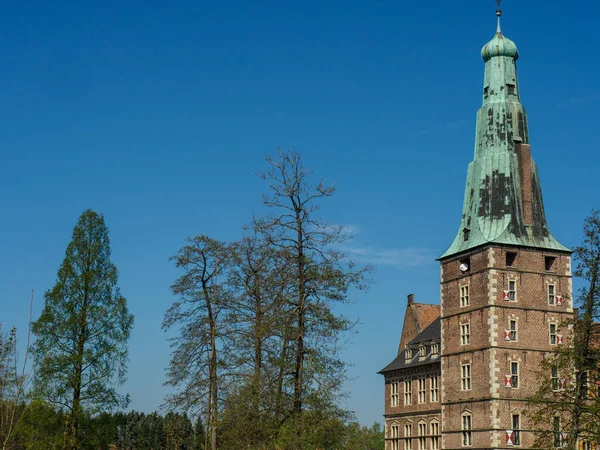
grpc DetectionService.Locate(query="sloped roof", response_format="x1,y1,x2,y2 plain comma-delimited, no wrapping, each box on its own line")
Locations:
408,317,441,346
380,318,441,374
398,302,440,353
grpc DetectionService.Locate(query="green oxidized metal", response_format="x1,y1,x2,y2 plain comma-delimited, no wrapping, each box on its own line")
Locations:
439,22,569,260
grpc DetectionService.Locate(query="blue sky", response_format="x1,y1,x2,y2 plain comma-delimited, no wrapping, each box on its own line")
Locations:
1,0,599,425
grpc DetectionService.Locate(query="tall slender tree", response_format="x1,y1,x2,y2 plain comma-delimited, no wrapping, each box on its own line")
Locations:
31,209,134,450
163,236,231,450
253,150,372,417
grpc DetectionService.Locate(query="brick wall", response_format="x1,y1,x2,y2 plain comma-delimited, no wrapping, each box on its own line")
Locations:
440,245,573,449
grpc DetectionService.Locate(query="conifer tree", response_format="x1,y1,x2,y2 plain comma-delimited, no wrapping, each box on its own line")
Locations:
31,209,134,450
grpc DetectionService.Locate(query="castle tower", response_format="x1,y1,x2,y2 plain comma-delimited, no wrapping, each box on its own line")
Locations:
438,6,573,450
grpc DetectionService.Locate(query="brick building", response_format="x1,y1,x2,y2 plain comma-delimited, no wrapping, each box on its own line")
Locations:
379,7,575,450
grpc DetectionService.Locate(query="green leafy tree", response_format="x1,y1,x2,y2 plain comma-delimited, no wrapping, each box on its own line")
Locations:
528,210,600,449
15,400,65,450
31,209,134,450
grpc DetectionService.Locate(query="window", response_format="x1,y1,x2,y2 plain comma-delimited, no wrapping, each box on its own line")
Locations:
463,228,470,242
508,280,516,301
461,413,472,446
545,256,557,272
391,424,400,450
430,421,440,450
582,441,593,450
405,349,413,362
418,422,427,450
461,323,471,345
551,366,559,392
548,284,556,305
509,319,517,341
430,375,439,402
512,414,521,446
418,378,426,404
581,371,589,399
391,381,399,407
431,343,439,355
507,83,516,95
553,416,561,448
460,285,470,307
511,362,519,388
484,86,489,98
461,364,472,391
419,345,427,358
459,258,471,274
404,423,413,450
404,380,412,405
550,324,557,345
506,252,517,267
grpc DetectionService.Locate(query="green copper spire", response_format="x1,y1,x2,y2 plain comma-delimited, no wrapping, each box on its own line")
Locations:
439,5,569,260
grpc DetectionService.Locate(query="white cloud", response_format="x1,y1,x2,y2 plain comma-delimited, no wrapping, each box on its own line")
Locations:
343,245,434,268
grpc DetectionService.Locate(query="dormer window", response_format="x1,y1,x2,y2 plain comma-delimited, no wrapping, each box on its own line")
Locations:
463,228,470,242
419,345,427,357
405,349,413,362
431,343,439,355
507,83,516,95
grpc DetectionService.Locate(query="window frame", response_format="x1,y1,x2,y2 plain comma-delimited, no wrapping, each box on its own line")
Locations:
391,423,401,450
430,421,440,450
553,416,561,448
460,284,470,307
418,378,426,404
550,323,557,345
548,284,556,305
511,361,520,389
460,322,471,346
512,413,521,446
404,380,412,405
509,319,518,341
551,366,559,392
430,375,439,403
391,381,399,407
418,421,427,450
404,422,413,450
461,412,472,447
508,279,517,301
461,364,472,391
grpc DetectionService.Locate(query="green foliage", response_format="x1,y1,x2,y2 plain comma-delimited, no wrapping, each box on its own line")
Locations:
15,400,65,450
31,209,134,448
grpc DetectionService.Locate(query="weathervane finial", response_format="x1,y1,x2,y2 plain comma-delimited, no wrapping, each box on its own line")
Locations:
496,0,502,34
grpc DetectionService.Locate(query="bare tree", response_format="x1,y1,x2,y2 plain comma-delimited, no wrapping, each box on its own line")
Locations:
253,149,372,417
0,290,33,450
163,236,231,450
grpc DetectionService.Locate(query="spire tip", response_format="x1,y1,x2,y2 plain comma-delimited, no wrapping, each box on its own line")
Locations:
495,0,502,34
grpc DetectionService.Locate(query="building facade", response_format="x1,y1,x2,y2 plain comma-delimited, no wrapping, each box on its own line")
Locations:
380,8,574,450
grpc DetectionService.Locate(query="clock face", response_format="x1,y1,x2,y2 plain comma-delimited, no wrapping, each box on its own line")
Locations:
460,263,469,272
